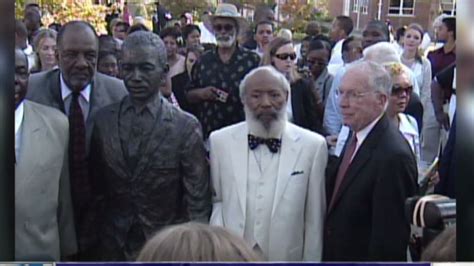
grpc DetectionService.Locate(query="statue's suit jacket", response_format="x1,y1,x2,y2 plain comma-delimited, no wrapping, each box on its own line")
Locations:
15,100,77,260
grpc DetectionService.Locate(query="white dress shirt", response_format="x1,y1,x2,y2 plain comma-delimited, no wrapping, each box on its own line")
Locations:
449,68,456,124
327,39,344,76
23,43,37,72
334,113,383,158
60,74,91,122
198,22,216,44
353,113,384,160
15,101,25,161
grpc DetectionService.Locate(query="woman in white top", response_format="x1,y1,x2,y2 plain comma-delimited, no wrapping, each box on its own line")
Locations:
386,63,420,161
401,23,432,108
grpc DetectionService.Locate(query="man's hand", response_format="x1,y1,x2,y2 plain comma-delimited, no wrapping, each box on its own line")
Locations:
199,86,218,101
436,111,450,130
326,135,338,147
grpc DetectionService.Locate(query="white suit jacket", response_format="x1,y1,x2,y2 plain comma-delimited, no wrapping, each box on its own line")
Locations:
209,122,327,261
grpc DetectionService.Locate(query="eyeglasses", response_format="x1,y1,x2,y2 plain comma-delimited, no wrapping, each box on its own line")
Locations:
274,53,296,61
391,85,413,96
213,24,235,32
335,89,375,101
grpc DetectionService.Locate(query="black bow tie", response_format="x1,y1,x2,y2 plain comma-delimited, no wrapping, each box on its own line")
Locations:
248,134,281,153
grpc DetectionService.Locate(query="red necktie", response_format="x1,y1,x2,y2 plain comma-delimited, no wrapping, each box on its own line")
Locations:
68,92,89,221
329,133,357,210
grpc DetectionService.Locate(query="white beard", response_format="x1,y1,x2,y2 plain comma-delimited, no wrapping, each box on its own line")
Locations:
244,104,287,139
216,34,236,48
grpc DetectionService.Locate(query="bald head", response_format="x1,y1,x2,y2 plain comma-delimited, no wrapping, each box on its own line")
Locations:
15,48,29,107
57,21,98,50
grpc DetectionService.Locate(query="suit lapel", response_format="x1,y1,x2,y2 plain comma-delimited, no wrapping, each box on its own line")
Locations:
327,115,390,216
87,75,107,126
16,102,47,185
105,101,132,177
86,76,107,149
271,124,302,217
230,123,249,216
49,70,66,112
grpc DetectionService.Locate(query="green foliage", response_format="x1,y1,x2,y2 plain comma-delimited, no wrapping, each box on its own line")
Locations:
279,0,331,34
15,0,108,34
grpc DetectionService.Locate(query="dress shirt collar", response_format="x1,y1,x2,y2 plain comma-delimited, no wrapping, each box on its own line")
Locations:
122,93,162,119
23,43,34,55
355,112,384,147
15,101,25,135
60,73,91,103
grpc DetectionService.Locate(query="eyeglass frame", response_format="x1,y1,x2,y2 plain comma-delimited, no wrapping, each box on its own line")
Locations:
335,88,378,101
391,85,413,96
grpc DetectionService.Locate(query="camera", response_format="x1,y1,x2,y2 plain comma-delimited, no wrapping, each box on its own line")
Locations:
405,195,455,260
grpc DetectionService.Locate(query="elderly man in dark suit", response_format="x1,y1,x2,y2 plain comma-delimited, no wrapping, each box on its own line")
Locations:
323,60,418,261
15,48,76,260
25,21,127,256
88,31,211,261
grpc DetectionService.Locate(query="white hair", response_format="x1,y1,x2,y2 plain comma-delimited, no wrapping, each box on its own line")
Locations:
239,65,290,138
363,41,401,65
133,16,147,26
345,60,393,96
277,28,293,41
239,65,290,99
433,13,450,28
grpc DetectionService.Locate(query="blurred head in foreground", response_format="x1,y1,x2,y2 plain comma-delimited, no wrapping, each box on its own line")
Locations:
136,222,262,262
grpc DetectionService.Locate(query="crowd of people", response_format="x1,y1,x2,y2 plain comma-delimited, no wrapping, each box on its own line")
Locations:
14,1,457,262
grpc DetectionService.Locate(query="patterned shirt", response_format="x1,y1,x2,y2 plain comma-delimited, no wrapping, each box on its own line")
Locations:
190,46,260,139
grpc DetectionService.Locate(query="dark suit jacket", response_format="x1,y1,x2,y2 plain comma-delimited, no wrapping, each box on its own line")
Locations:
25,68,128,153
435,112,456,198
171,71,197,116
88,96,211,260
323,114,418,261
291,78,325,136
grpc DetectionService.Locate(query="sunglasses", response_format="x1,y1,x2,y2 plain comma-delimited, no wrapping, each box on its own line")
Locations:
392,85,413,96
213,24,235,32
274,53,297,60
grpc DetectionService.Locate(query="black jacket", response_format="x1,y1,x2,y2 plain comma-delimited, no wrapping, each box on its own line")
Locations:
291,78,325,135
324,114,418,261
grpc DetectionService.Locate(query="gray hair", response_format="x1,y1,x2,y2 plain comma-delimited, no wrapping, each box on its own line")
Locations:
363,42,400,65
122,31,167,68
345,60,392,96
239,65,290,99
